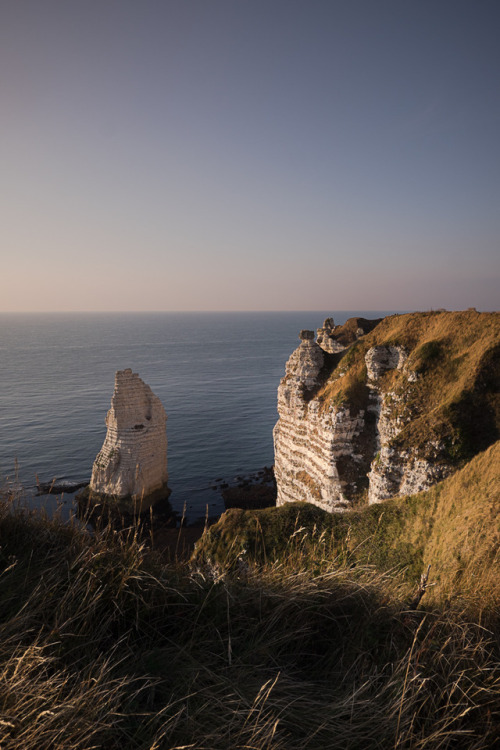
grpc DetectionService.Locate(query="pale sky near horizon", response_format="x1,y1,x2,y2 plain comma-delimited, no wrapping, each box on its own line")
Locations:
1,0,499,312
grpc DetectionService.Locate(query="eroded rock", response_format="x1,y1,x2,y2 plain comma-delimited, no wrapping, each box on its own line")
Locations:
88,369,169,510
365,346,408,380
316,316,383,354
273,331,373,511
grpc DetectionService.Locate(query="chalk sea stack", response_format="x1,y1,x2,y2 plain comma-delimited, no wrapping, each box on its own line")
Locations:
84,369,169,512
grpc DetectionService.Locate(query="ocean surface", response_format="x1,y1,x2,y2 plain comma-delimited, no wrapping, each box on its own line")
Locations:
0,311,395,520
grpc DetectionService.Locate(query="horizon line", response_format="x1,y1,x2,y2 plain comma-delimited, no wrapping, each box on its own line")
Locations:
0,308,421,316
0,308,495,316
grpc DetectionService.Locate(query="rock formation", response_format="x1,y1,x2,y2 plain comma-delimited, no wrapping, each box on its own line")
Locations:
274,311,500,512
316,316,383,354
364,345,450,503
316,318,345,353
89,369,169,510
273,328,371,511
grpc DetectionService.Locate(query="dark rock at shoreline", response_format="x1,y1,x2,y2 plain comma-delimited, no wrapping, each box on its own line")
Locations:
222,466,277,511
76,485,177,529
36,479,90,495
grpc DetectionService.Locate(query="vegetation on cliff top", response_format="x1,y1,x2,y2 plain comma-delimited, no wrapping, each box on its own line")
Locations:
316,309,500,464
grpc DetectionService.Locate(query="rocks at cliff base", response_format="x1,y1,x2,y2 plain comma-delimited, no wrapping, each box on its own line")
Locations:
37,479,89,495
221,466,277,510
85,369,169,512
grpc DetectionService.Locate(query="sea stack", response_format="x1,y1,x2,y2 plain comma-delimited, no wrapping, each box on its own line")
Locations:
88,369,169,511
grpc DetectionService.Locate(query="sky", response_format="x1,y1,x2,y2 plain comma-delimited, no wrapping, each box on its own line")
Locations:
1,0,499,312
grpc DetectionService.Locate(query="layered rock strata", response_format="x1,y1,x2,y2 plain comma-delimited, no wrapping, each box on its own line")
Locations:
273,330,439,512
89,369,169,509
273,331,374,511
316,318,345,353
273,311,499,513
365,346,450,503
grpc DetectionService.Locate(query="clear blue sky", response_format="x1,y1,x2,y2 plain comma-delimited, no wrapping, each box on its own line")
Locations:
1,0,499,311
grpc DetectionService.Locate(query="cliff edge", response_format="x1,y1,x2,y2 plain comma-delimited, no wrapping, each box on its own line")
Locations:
274,310,500,511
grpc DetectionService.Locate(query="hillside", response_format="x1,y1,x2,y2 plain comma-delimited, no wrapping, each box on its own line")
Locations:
274,309,500,510
2,461,500,749
194,440,500,605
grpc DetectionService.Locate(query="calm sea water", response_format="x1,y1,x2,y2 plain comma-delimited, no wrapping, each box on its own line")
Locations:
0,311,394,520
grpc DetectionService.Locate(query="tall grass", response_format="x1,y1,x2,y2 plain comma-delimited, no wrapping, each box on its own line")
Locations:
1,488,500,749
196,441,500,613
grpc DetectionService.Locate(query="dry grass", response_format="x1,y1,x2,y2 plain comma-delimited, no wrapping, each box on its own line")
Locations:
2,453,500,749
196,442,500,608
315,310,500,463
295,470,323,501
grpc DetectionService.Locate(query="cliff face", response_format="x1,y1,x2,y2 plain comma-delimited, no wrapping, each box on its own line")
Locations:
89,369,169,505
273,329,374,511
274,311,500,511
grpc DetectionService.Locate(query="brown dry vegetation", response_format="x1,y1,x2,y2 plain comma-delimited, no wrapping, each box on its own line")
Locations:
295,470,323,501
2,471,500,749
315,310,500,464
196,441,500,609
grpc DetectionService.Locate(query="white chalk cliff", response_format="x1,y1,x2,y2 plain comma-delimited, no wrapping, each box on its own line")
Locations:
90,369,168,505
273,331,443,512
272,312,496,512
364,345,449,503
273,330,371,511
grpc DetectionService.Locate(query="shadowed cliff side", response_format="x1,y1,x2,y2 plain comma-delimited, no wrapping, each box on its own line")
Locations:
193,440,500,607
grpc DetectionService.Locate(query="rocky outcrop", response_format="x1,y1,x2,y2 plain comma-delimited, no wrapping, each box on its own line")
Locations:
273,330,374,511
364,345,408,380
365,347,450,503
274,311,500,513
316,316,383,354
273,331,449,511
316,318,346,353
89,369,169,509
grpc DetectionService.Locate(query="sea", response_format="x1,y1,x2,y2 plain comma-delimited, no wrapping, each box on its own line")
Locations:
0,311,396,521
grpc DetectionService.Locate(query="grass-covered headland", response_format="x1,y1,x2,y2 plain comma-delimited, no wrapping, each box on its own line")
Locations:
1,443,500,750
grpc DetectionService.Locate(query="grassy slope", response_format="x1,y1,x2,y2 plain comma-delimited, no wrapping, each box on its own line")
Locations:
316,310,500,462
194,441,500,608
1,493,500,749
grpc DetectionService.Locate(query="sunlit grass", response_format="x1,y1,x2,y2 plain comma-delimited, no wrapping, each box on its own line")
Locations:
315,310,500,464
1,470,500,749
